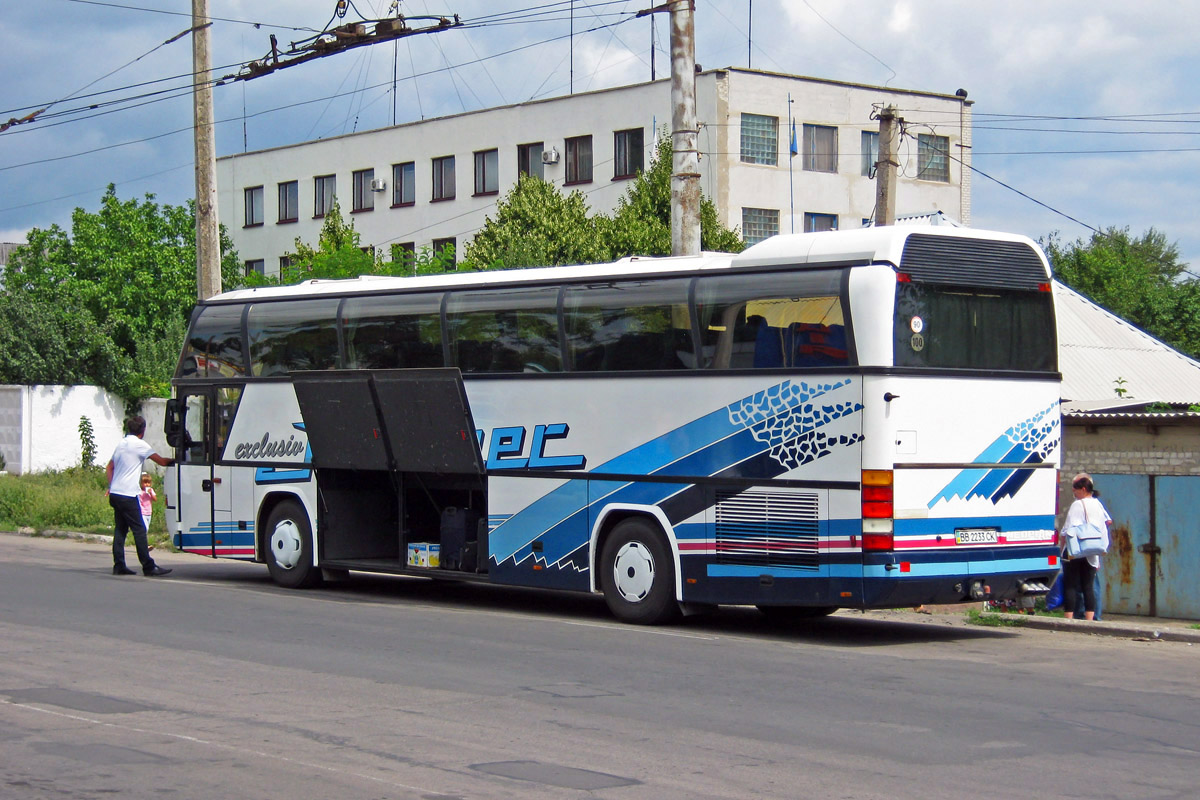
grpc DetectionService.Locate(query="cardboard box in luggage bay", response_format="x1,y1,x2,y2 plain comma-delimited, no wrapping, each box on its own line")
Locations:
407,542,440,568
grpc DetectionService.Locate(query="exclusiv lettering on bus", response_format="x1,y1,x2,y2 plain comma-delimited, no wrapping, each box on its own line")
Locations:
233,431,307,460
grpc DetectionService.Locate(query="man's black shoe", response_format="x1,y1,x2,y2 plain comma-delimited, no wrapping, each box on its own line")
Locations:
143,566,172,577
113,565,137,576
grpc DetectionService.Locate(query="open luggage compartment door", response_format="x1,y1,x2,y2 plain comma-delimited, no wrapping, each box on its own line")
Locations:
292,368,483,475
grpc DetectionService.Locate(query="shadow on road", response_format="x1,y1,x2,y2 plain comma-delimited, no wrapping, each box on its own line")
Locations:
169,556,1010,648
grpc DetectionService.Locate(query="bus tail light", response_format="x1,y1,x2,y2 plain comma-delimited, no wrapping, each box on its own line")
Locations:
862,470,894,550
862,470,893,519
862,532,894,551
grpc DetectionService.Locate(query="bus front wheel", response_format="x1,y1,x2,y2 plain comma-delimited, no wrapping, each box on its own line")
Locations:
599,518,680,625
265,500,321,589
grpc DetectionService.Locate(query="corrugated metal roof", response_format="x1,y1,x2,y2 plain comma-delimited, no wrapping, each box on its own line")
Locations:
1065,411,1200,422
1056,281,1200,409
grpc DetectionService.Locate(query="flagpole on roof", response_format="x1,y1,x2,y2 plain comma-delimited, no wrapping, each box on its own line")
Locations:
788,93,796,234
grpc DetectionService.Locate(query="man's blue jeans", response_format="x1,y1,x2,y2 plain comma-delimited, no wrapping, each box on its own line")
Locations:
110,493,155,571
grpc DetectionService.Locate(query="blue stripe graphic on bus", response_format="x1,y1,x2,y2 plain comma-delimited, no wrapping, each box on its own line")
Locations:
928,402,1059,507
490,379,863,570
254,422,313,484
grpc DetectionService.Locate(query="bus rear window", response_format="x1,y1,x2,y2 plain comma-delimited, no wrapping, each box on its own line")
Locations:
178,304,246,378
894,283,1056,371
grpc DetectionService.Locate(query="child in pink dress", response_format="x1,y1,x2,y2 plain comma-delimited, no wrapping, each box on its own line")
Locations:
138,472,156,534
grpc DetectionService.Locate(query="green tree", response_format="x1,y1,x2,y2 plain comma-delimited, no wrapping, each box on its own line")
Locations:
0,186,242,404
462,133,744,271
246,198,458,286
1044,227,1200,357
280,197,378,282
608,132,745,257
462,174,610,269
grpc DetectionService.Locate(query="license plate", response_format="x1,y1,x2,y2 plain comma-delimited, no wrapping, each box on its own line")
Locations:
955,528,998,545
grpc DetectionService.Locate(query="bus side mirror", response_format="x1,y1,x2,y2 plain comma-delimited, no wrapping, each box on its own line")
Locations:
165,398,183,448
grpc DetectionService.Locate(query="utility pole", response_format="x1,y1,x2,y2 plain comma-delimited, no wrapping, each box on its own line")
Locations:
873,105,900,227
669,1,700,256
193,0,221,299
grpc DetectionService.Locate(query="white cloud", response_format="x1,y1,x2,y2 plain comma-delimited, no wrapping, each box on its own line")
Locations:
3,0,1200,268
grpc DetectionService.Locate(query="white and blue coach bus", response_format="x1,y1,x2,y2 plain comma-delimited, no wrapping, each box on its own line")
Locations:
163,226,1061,624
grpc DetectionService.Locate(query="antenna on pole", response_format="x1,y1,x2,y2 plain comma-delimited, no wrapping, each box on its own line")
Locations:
747,0,752,68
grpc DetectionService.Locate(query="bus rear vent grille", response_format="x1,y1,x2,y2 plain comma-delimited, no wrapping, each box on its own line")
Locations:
715,491,819,570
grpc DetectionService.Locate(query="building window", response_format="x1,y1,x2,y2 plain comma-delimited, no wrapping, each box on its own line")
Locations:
741,207,779,245
314,174,335,217
918,133,950,182
474,148,499,195
517,142,545,180
392,162,415,206
278,181,298,223
278,255,292,274
802,124,837,173
614,127,644,179
861,131,879,177
352,168,375,212
243,186,263,227
804,212,838,232
565,135,592,184
432,237,457,265
432,155,455,201
740,113,778,165
391,241,416,269
244,259,265,277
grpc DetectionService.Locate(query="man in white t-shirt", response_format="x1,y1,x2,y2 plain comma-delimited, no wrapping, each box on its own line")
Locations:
106,415,175,576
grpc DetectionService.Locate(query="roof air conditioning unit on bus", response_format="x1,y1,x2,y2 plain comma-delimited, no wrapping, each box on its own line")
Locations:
541,147,559,165
370,178,386,192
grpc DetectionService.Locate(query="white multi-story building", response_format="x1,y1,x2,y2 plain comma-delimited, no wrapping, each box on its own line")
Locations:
218,67,972,276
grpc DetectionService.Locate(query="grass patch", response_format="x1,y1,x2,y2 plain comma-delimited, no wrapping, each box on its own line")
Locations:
0,468,172,549
1190,624,1200,630
966,607,1025,627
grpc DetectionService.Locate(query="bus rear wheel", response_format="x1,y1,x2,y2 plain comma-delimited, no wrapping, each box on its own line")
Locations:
599,518,680,625
265,500,321,589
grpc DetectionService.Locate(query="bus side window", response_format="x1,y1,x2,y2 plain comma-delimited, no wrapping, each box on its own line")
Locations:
695,270,849,370
564,279,692,372
446,287,561,374
340,294,445,370
247,299,340,377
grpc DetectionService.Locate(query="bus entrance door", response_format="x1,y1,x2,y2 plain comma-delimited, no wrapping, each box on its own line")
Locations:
172,389,234,558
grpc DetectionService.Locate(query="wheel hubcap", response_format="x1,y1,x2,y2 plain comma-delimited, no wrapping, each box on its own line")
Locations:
612,541,655,603
270,519,303,570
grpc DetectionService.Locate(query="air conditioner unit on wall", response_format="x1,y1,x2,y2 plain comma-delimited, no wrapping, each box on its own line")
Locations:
370,178,386,192
541,147,559,165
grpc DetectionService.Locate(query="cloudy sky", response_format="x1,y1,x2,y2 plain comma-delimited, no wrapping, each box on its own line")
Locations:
3,0,1199,266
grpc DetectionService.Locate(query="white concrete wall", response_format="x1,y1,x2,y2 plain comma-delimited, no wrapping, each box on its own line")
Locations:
0,385,167,475
218,69,968,276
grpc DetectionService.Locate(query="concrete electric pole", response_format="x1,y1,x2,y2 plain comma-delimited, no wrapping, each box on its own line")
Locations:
668,1,700,256
193,0,222,300
873,105,900,227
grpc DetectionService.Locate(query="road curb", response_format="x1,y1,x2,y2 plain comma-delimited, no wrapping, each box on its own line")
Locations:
8,527,112,544
979,611,1200,644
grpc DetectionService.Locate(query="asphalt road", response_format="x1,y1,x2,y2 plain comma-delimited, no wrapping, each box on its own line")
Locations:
1,534,1197,800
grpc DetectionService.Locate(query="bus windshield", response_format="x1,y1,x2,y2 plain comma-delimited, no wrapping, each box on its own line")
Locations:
893,282,1056,371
